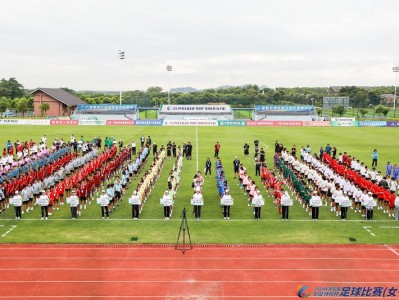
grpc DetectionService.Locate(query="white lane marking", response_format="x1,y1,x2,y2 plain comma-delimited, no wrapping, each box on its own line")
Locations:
1,225,17,238
363,226,376,237
385,244,399,257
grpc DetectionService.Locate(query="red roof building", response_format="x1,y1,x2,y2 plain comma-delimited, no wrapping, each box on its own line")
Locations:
31,88,86,117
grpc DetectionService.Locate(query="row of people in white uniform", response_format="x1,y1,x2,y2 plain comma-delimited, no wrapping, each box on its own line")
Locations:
282,150,383,220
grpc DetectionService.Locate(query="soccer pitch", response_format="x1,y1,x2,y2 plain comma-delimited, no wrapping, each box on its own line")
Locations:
0,126,398,244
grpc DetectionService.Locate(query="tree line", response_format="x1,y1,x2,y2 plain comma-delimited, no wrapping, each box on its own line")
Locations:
0,77,396,117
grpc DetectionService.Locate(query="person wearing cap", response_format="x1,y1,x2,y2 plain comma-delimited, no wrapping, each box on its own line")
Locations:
221,190,233,220
37,190,50,220
339,191,351,221
161,190,173,220
281,191,293,220
67,190,79,219
129,190,141,219
10,191,23,220
192,188,204,220
309,190,322,220
97,190,110,219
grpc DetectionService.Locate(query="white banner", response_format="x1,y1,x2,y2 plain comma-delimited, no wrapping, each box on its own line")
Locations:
129,197,141,205
252,198,264,207
221,198,233,206
163,120,218,126
161,105,231,113
281,198,293,206
331,117,356,122
78,120,106,126
191,198,204,206
0,119,50,125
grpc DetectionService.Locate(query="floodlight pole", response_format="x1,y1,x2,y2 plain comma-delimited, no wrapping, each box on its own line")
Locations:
166,65,173,104
118,50,125,105
393,66,399,118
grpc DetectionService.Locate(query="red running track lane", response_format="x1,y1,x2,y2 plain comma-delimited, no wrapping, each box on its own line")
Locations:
0,244,398,299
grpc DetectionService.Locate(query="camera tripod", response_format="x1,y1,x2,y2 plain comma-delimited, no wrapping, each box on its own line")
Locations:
175,207,193,254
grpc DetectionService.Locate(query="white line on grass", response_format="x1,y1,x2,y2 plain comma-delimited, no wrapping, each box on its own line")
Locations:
1,225,17,238
380,226,399,229
362,226,376,237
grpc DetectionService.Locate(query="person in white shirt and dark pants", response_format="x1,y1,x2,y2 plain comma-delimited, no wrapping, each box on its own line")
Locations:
37,190,49,220
11,191,23,220
309,191,322,220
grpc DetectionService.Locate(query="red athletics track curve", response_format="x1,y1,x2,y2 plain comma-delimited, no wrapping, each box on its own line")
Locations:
0,244,398,299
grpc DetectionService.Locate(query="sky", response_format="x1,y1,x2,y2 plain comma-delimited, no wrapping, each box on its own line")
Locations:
1,0,399,91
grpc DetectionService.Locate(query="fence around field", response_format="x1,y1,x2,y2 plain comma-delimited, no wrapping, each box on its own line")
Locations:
0,117,398,127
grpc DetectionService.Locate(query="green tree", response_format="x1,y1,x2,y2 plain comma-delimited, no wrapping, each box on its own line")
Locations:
16,98,29,117
39,103,50,117
332,105,346,116
0,77,25,99
359,108,368,118
0,96,9,114
374,104,390,117
382,107,390,117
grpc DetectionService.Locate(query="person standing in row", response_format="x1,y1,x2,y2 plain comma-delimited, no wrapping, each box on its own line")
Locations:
67,190,79,220
37,190,49,220
339,192,351,221
131,140,136,155
98,190,110,219
205,158,212,176
161,190,173,220
281,191,293,220
214,142,221,158
309,190,322,220
11,191,22,220
192,188,204,220
233,157,240,179
252,189,264,220
395,195,399,221
255,158,261,176
129,190,141,219
221,190,233,220
243,143,250,159
365,192,376,220
372,149,378,167
259,148,265,163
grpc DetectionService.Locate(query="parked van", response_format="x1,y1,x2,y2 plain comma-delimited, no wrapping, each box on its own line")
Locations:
1,110,17,117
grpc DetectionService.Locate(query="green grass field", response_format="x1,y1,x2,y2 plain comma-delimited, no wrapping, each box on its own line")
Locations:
1,126,398,244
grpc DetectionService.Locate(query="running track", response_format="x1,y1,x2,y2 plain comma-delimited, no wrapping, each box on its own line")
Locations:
0,244,398,299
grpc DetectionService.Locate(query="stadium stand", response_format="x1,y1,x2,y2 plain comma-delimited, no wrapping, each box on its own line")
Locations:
158,104,234,120
253,105,316,121
71,104,138,121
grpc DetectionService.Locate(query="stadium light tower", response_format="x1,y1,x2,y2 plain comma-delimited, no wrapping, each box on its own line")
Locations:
166,65,173,104
118,50,125,105
393,66,399,118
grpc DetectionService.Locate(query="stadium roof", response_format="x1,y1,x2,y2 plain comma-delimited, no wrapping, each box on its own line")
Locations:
30,88,86,106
